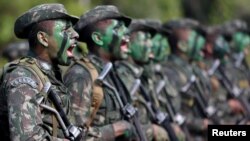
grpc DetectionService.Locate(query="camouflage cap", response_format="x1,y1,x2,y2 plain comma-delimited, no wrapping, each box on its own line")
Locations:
162,18,199,30
128,19,157,36
144,19,171,36
14,3,79,39
74,5,131,41
222,19,249,35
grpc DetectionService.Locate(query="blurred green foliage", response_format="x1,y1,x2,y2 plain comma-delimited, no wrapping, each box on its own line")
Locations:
1,0,250,66
0,0,90,49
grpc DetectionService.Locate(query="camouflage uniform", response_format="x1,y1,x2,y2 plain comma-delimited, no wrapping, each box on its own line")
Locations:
69,5,137,141
162,19,213,141
163,55,208,141
0,4,89,141
127,19,171,141
60,56,125,141
114,61,154,139
203,31,245,124
115,60,168,141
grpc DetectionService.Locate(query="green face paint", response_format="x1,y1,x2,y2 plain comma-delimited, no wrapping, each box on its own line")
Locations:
129,31,152,63
187,30,205,61
213,35,230,61
151,33,170,62
52,20,78,65
101,19,129,59
232,32,250,53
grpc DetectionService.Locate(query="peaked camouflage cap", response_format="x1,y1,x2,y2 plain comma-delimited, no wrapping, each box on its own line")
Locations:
74,5,131,41
128,19,157,36
163,18,199,31
144,19,171,36
14,3,79,39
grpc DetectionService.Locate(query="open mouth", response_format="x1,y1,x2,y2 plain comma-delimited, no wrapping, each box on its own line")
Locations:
120,40,129,53
67,43,76,57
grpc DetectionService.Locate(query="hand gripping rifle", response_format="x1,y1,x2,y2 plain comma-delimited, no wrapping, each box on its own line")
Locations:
96,62,148,141
213,60,250,122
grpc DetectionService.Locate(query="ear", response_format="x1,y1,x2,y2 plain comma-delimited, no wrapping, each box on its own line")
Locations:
37,31,49,47
91,32,103,46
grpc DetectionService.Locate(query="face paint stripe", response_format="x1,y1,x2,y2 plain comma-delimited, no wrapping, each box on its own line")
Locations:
57,32,68,59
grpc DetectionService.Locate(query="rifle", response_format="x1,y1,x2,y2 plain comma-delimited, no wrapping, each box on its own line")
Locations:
180,74,220,125
155,79,192,141
96,62,148,141
235,52,245,68
140,83,179,141
208,59,250,124
38,82,83,141
216,61,250,120
234,52,250,81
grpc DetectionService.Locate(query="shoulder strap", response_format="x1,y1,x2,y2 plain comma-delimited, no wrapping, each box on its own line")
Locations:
18,57,50,90
17,57,59,136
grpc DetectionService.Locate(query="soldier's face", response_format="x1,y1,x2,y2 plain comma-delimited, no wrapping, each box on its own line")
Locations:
175,28,192,53
151,33,170,62
48,19,79,65
129,31,153,63
99,19,129,60
176,27,190,41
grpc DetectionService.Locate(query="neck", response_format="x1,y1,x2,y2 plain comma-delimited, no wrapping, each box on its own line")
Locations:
32,45,54,67
90,45,112,62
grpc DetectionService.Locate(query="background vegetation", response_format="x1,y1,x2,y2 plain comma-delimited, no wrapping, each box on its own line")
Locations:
1,0,250,66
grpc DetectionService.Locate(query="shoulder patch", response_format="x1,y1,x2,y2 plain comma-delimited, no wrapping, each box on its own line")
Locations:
10,77,38,88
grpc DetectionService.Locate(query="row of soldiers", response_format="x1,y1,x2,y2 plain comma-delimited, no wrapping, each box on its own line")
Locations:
0,3,250,141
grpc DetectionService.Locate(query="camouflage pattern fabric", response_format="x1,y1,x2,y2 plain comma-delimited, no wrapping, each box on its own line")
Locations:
74,5,131,42
0,57,74,141
61,56,123,141
142,61,186,141
163,55,208,141
14,3,79,39
114,60,155,141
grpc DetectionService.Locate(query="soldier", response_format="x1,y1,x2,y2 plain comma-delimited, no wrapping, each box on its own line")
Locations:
203,25,247,124
115,19,170,141
144,19,188,141
222,19,250,87
67,5,140,141
162,18,213,141
0,3,88,141
2,41,29,62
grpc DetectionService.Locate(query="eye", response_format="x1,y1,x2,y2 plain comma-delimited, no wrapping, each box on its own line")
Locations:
113,22,127,35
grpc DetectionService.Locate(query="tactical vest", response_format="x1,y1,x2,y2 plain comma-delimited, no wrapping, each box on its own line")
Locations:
60,57,105,127
0,57,71,139
64,56,122,126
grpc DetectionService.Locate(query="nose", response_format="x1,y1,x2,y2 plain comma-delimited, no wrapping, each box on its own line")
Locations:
122,35,130,43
